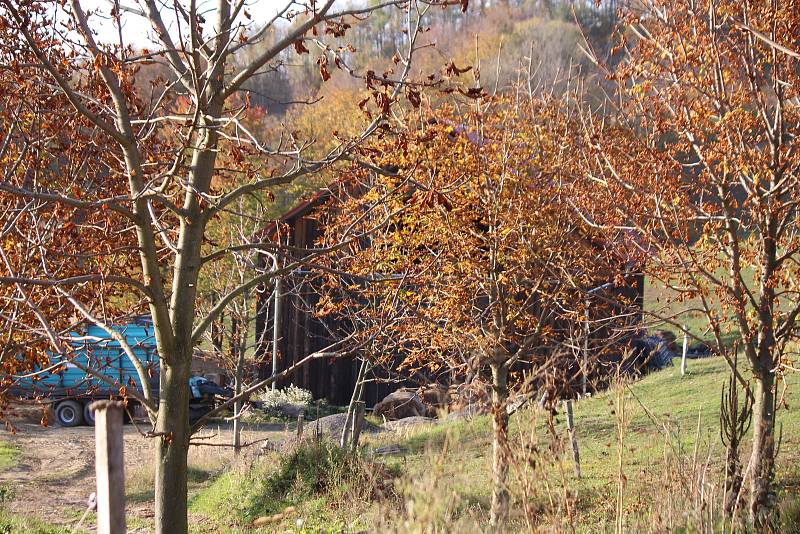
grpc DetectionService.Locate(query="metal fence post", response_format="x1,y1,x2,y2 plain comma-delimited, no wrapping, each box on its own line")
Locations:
90,400,126,534
681,328,689,376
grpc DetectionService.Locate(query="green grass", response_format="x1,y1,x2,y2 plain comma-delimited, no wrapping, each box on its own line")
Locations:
0,441,20,471
189,357,799,531
0,483,74,533
127,466,217,504
190,439,390,532
0,510,71,534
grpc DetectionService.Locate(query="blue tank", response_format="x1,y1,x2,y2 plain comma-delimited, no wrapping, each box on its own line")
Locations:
13,316,159,398
10,317,231,427
10,317,159,426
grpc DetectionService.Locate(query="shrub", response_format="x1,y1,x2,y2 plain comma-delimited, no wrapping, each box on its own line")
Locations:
257,385,314,409
244,439,396,517
192,439,398,528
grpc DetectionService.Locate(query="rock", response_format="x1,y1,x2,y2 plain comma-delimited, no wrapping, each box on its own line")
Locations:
382,416,439,431
446,403,488,421
259,413,381,455
372,444,407,456
306,412,381,440
259,436,301,454
448,382,490,415
373,390,427,421
272,402,306,418
418,384,450,416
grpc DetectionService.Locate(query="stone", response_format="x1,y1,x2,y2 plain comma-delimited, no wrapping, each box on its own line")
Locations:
308,412,381,439
273,402,306,418
259,413,381,455
417,384,450,416
373,390,427,420
382,416,439,431
448,382,490,414
446,403,488,421
372,444,407,456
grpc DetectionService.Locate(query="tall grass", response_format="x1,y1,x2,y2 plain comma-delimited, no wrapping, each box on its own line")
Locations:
191,438,397,531
185,358,800,532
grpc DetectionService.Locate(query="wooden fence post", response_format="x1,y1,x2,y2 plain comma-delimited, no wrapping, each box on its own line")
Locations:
90,400,126,534
564,399,581,479
296,412,304,441
271,275,282,391
681,328,689,376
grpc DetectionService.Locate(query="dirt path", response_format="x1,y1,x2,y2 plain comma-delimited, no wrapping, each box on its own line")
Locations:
0,421,152,531
0,408,288,532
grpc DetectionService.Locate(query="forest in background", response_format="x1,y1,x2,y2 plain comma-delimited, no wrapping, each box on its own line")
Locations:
214,0,622,218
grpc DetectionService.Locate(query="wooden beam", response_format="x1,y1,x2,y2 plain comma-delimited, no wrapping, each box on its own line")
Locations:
91,400,126,534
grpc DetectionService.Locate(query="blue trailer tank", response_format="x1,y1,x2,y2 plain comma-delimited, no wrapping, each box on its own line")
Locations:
34,319,158,392
10,317,159,426
10,317,232,427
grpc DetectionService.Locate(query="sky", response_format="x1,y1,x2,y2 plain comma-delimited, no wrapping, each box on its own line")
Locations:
78,0,289,46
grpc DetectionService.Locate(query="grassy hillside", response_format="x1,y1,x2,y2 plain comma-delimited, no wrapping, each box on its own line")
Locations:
189,356,800,532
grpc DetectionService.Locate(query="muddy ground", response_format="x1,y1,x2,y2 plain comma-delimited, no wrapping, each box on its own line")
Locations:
0,403,287,532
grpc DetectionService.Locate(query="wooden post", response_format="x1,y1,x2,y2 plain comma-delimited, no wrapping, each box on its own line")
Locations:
90,400,126,534
233,339,245,456
564,399,581,479
296,412,304,441
315,404,321,445
681,328,689,376
350,401,366,452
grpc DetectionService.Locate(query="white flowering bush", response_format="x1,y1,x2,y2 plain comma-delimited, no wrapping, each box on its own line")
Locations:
258,384,314,409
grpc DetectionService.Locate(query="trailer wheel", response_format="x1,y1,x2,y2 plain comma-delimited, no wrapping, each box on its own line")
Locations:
83,402,95,426
55,400,84,427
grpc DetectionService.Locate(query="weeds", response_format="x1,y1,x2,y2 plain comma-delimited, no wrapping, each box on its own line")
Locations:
183,358,798,532
0,441,19,471
127,440,228,503
374,431,487,534
192,438,397,530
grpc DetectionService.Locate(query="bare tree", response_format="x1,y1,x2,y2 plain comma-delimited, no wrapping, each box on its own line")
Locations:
575,0,800,526
0,0,462,530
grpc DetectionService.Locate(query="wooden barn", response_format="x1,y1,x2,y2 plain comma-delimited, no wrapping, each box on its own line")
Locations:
253,186,418,407
253,185,646,407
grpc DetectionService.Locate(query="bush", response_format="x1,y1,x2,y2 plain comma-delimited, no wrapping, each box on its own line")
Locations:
191,439,398,528
257,385,314,409
245,439,395,517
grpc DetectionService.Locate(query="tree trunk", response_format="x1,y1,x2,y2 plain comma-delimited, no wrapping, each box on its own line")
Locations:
154,358,191,534
490,361,510,528
748,368,776,529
